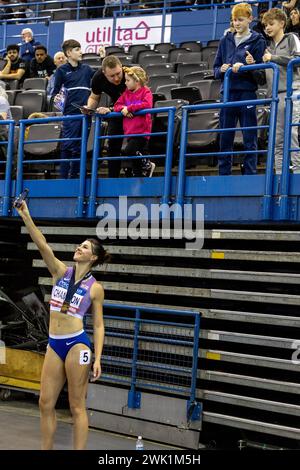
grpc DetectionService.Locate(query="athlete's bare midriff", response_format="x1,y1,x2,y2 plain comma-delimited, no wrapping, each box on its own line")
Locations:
49,310,84,335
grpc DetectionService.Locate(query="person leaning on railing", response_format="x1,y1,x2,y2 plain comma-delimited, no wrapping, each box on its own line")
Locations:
213,2,266,176
83,55,126,178
114,66,155,177
261,8,300,174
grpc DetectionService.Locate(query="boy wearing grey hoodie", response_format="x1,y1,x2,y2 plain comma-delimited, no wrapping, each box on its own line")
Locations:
262,8,300,174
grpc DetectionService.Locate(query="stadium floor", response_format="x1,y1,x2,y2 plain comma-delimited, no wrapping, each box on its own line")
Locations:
0,400,178,450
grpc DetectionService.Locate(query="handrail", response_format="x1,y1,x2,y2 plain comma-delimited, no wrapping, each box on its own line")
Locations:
175,63,279,220
88,106,176,218
0,120,15,217
0,18,50,55
280,57,300,220
223,63,279,103
15,114,89,218
0,0,278,29
13,108,175,219
102,303,201,417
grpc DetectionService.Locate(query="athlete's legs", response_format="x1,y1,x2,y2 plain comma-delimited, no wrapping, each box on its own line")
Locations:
39,346,66,449
65,343,91,450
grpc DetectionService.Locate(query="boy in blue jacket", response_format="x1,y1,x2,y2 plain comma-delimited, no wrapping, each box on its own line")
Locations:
52,40,94,178
214,3,266,175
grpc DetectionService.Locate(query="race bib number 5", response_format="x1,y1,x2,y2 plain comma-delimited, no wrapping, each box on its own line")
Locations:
79,349,91,365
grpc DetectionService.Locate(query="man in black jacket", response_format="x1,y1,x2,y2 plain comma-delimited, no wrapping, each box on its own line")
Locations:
84,55,126,177
30,45,56,80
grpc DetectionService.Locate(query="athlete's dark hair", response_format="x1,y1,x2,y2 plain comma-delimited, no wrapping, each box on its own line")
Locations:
87,238,111,268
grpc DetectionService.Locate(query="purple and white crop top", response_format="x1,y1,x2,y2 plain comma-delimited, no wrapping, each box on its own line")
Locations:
50,267,96,319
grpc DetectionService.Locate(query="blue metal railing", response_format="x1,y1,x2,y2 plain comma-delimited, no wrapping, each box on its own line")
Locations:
280,57,300,220
0,0,278,48
87,107,176,218
15,114,89,217
12,107,175,218
96,303,201,421
3,61,300,222
0,15,51,54
175,63,280,220
0,120,15,217
224,63,280,219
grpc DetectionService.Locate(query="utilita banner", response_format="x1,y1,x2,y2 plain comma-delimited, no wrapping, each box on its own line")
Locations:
64,15,171,53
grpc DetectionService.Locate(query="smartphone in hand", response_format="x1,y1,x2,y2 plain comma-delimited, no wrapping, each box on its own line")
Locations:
14,188,29,208
71,102,95,115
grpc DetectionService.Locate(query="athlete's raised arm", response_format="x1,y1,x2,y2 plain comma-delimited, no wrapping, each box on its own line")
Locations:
15,201,67,280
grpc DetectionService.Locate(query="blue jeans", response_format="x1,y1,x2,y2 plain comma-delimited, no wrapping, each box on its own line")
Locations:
219,90,258,175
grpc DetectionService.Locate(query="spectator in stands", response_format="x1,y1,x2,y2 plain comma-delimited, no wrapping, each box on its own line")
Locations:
253,10,269,40
30,45,56,79
114,66,155,177
0,84,12,120
86,0,105,18
282,0,300,14
223,16,236,36
103,0,129,18
15,0,35,20
0,0,13,22
52,39,95,178
213,2,266,175
0,44,29,85
261,8,300,173
83,55,126,177
47,51,67,98
286,8,300,36
0,84,11,160
20,28,41,62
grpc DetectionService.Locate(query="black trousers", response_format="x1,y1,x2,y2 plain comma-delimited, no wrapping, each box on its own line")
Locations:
122,137,149,176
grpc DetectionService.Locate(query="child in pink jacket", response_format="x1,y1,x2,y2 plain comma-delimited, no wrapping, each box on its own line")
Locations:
114,66,155,177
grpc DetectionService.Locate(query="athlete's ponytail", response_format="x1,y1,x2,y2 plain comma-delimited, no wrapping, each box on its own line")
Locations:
87,238,111,267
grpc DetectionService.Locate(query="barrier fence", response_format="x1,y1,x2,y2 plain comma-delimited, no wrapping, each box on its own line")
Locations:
281,57,300,221
88,106,176,217
0,120,15,217
175,63,280,220
92,303,201,421
0,0,277,24
0,0,278,54
2,62,300,221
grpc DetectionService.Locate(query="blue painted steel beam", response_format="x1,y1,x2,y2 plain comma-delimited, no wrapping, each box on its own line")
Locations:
2,121,15,217
280,58,300,220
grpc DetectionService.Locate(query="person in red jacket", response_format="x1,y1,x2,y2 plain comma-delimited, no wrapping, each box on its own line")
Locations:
114,66,155,177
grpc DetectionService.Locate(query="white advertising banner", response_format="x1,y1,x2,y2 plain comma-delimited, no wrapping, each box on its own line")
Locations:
64,15,171,53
